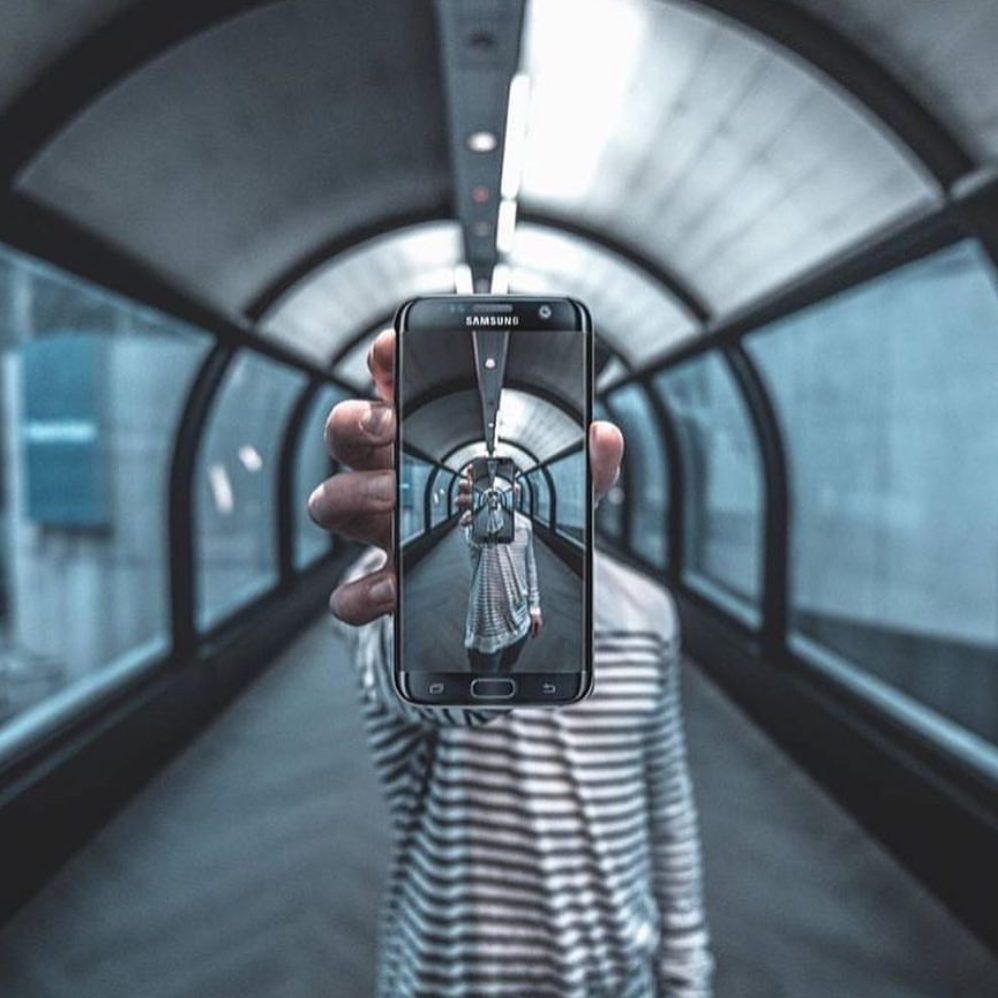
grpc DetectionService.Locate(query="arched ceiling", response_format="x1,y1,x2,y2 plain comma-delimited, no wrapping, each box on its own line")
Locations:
13,0,450,320
0,0,995,366
785,0,998,162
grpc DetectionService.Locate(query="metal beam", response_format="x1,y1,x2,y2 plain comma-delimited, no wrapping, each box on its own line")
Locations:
638,379,686,586
0,0,284,189
0,194,356,390
168,343,235,661
722,346,790,659
434,0,526,287
276,379,326,586
603,201,963,392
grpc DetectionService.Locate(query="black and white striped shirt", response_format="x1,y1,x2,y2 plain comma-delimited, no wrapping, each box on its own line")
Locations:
342,549,713,997
464,512,541,654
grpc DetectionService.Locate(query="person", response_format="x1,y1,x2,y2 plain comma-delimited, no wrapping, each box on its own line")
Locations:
461,471,542,675
308,329,714,997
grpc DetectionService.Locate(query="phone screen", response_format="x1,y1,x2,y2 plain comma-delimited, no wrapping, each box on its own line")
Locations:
395,296,592,706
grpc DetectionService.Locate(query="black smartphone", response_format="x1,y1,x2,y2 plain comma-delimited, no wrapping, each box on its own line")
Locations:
394,295,593,707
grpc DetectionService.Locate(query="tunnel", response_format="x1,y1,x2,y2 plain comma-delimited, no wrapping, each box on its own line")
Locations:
0,0,996,995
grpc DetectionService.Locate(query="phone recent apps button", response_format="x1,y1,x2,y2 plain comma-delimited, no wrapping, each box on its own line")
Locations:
428,682,446,696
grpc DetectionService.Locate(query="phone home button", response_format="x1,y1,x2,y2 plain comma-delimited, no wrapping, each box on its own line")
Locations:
470,678,516,699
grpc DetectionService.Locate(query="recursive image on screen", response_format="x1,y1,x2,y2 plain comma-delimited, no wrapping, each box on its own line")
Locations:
400,324,586,675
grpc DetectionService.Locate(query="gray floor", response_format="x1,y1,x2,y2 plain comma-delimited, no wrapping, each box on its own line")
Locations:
0,616,995,997
404,523,582,673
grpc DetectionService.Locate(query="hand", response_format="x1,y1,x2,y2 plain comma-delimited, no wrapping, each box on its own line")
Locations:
529,610,544,639
309,328,624,626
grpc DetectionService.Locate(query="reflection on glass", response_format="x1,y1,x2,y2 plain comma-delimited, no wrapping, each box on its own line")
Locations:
655,355,763,623
196,353,305,629
294,385,341,570
605,384,668,567
748,241,998,757
0,244,210,745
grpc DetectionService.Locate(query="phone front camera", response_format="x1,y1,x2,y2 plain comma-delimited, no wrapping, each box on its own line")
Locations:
539,305,552,319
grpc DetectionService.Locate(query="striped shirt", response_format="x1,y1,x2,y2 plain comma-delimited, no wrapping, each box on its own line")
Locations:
341,548,713,997
464,512,541,654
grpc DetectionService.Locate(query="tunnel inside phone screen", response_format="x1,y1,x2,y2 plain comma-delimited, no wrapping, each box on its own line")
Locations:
399,325,586,675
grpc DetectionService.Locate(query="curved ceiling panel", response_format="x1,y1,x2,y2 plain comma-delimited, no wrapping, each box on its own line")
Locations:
787,0,998,161
507,224,699,365
517,0,939,315
17,0,451,319
261,222,461,366
0,1,133,109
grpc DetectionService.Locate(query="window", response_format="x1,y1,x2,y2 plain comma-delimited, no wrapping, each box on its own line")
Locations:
546,448,585,542
748,241,998,760
294,385,341,570
0,244,210,749
529,469,551,525
605,384,668,567
400,455,433,542
196,353,306,629
655,354,763,624
429,469,454,528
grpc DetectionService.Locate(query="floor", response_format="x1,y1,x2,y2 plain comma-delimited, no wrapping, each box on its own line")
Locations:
0,614,995,997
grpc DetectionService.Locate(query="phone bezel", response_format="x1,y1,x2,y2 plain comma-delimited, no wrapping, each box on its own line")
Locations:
392,294,594,708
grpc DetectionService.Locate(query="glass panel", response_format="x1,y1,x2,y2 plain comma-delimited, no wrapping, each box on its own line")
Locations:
294,385,342,570
400,456,433,542
0,244,210,748
429,469,454,528
656,354,763,623
606,384,668,567
546,449,585,542
196,353,306,629
530,470,551,525
747,241,998,760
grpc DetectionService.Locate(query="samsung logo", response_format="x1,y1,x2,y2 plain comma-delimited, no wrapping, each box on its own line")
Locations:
465,315,520,327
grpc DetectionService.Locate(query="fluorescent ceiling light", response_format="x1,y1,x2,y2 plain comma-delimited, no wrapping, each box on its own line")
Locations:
500,73,531,200
496,198,518,254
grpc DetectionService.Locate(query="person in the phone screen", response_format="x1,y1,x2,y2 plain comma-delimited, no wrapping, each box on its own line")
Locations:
458,467,542,675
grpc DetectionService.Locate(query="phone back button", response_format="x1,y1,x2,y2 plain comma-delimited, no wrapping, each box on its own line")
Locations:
470,678,516,699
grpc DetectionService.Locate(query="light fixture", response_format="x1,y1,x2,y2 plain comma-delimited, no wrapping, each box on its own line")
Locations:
453,264,473,293
490,263,510,294
467,130,498,153
485,357,496,369
496,198,517,253
500,74,531,200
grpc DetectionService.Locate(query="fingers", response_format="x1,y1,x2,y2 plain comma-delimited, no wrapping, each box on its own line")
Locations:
366,328,395,402
590,420,624,501
308,469,394,548
330,567,396,625
324,399,394,470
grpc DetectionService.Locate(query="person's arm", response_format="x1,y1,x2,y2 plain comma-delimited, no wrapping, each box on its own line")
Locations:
644,594,714,997
524,527,541,614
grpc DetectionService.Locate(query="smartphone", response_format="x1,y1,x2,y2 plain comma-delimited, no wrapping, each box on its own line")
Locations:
394,295,593,707
469,456,516,545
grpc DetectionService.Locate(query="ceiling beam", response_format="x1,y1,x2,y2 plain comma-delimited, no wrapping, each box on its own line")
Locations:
434,0,525,288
